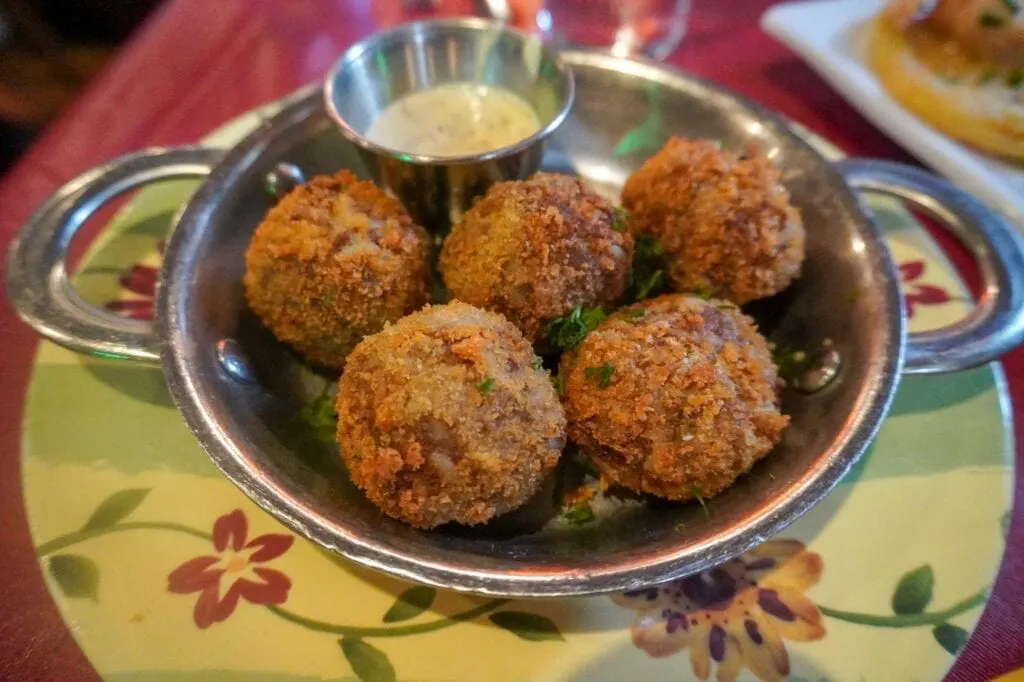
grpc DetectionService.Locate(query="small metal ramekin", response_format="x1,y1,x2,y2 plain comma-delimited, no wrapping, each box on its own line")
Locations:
323,18,575,231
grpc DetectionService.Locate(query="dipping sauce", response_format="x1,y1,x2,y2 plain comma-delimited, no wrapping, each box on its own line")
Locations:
365,82,542,157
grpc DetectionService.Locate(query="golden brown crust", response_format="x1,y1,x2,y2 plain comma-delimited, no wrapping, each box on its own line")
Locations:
560,294,788,500
621,138,804,305
336,301,566,528
243,170,430,369
439,173,634,342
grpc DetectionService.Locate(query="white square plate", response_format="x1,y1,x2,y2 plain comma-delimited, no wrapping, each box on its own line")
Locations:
761,0,1024,224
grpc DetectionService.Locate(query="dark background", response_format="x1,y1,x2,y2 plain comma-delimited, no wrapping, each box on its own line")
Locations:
0,0,163,175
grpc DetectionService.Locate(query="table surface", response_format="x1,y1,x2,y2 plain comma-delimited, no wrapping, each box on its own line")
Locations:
0,0,1021,679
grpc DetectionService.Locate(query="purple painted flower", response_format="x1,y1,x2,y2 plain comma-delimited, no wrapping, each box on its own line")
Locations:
612,539,825,682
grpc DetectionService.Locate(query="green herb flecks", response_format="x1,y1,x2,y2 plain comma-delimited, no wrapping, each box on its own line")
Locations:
610,205,626,232
584,363,616,389
568,448,601,477
690,484,711,520
772,342,808,380
564,502,596,526
980,11,1007,27
979,70,998,85
477,377,496,395
1007,70,1024,87
531,356,544,370
551,374,565,395
545,306,606,351
624,307,646,320
612,206,631,233
634,270,665,300
299,381,338,439
690,287,713,300
630,234,668,302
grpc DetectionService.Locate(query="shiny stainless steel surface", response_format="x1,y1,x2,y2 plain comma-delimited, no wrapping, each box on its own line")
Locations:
7,51,1024,597
323,19,574,230
3,147,221,362
837,158,1024,374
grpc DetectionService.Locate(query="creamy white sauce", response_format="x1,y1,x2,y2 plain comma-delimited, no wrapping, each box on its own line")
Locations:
365,82,541,157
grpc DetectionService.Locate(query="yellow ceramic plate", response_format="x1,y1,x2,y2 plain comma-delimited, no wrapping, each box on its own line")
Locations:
22,95,1012,682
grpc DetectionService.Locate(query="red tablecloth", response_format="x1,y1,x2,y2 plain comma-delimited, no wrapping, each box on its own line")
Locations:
0,1,1021,679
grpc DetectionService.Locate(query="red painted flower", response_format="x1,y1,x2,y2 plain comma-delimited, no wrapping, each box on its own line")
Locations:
167,509,294,629
900,260,950,318
104,240,164,321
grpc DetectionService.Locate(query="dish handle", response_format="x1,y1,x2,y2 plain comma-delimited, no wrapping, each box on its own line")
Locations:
837,158,1024,374
4,147,222,363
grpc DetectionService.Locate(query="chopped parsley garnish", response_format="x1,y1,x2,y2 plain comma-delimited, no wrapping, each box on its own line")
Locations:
634,270,664,300
980,11,1007,27
772,342,808,380
637,235,665,259
690,287,713,300
564,502,596,526
624,307,646,320
612,206,631,232
477,377,496,395
568,447,601,477
1001,0,1020,14
979,70,998,85
630,234,668,301
1007,70,1024,87
690,484,711,519
531,356,544,370
551,374,565,395
584,363,616,388
545,306,606,350
299,381,338,439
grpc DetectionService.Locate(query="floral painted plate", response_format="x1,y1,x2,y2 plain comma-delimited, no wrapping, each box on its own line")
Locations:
21,95,1012,682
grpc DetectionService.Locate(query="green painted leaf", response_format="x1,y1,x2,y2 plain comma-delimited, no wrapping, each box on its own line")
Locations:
933,623,968,655
339,638,395,682
82,488,150,531
48,554,100,602
489,611,564,641
891,565,934,615
382,586,435,623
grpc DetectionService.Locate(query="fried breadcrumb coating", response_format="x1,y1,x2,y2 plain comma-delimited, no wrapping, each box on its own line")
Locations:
560,294,787,500
243,170,430,369
622,138,804,304
440,173,634,342
337,301,566,529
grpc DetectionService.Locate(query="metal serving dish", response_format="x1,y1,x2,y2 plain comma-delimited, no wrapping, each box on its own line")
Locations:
7,49,1024,598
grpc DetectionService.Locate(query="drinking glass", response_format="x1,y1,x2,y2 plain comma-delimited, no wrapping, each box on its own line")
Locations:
536,0,691,59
